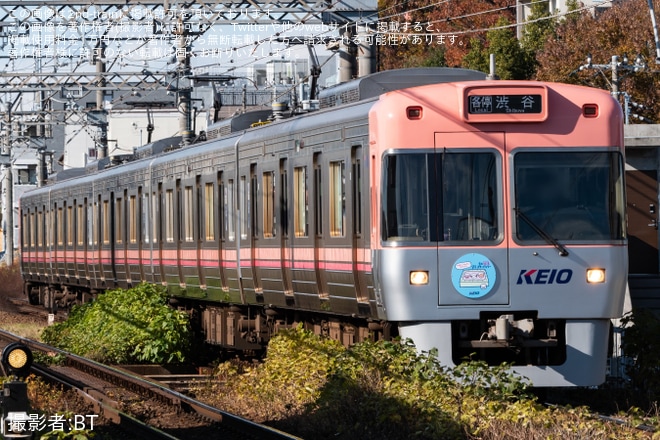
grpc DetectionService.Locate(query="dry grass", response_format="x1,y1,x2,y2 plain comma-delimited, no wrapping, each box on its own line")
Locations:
0,261,25,298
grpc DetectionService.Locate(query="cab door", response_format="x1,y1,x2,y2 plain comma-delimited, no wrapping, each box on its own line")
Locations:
434,132,509,306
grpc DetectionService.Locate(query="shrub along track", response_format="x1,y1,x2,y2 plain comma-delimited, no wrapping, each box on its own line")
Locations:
0,329,300,440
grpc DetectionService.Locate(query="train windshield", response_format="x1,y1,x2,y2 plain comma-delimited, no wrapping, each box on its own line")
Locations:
514,151,626,242
382,152,499,243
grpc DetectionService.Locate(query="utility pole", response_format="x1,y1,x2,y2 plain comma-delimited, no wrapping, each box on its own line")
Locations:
95,42,108,159
1,100,13,266
578,53,647,123
176,11,193,146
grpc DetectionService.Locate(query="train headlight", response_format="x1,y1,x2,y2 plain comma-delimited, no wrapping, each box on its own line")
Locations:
586,268,606,284
410,270,429,285
1,343,33,377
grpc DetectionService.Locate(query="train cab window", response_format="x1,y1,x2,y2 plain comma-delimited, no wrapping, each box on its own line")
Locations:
442,153,498,241
382,152,499,243
294,167,308,237
330,161,346,237
382,155,431,242
262,172,276,238
204,183,215,241
514,151,625,241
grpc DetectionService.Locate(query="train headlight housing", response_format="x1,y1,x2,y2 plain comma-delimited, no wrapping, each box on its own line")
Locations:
586,268,606,284
410,270,429,285
1,343,33,378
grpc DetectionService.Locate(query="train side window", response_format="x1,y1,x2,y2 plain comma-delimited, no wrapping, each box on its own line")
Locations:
314,164,322,236
353,158,362,236
57,206,64,246
22,213,28,248
329,161,346,237
294,166,308,237
116,197,123,244
184,186,194,242
30,212,36,248
280,166,288,237
263,171,275,238
37,211,43,247
102,200,110,245
240,176,248,240
142,193,150,244
129,195,138,244
204,182,215,241
67,205,74,246
151,191,158,244
77,204,84,246
165,189,174,242
227,180,235,241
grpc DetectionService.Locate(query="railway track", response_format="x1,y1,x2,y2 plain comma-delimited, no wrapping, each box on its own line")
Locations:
0,329,300,440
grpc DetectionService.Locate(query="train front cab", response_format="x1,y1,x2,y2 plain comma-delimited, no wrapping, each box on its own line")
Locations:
371,81,627,386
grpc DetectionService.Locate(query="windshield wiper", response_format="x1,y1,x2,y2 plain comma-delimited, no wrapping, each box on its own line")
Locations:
514,208,569,257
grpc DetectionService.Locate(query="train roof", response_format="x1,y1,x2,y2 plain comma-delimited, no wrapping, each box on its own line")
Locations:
318,67,486,108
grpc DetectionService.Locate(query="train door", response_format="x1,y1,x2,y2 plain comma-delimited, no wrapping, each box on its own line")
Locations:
434,132,509,306
100,193,117,285
280,159,294,298
626,169,659,274
351,146,369,303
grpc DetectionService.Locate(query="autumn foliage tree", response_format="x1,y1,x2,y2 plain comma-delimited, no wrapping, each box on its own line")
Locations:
377,0,516,69
537,0,660,121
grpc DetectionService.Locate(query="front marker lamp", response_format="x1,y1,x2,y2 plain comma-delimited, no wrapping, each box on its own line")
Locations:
1,343,33,378
410,270,429,285
586,268,606,284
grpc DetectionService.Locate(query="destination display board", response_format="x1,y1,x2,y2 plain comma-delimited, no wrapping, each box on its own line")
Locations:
461,85,548,123
467,94,543,114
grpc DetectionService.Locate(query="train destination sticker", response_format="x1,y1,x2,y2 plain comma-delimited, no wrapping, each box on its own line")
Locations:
468,94,542,114
451,253,497,298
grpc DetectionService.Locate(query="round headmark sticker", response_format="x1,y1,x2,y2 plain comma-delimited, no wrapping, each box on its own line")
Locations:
451,253,497,299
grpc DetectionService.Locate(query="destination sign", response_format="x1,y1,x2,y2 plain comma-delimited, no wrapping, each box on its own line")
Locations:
467,94,542,114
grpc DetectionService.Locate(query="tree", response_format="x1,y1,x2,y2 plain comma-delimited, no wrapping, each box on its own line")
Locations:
377,0,516,70
536,0,660,121
463,18,534,79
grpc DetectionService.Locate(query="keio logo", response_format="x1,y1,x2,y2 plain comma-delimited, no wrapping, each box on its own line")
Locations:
516,269,573,285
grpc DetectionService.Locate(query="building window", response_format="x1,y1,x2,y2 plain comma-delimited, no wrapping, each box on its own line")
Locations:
329,161,345,237
17,166,37,185
294,167,308,237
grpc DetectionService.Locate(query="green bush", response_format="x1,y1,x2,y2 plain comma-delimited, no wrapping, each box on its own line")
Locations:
193,326,653,439
41,284,190,364
621,308,660,402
